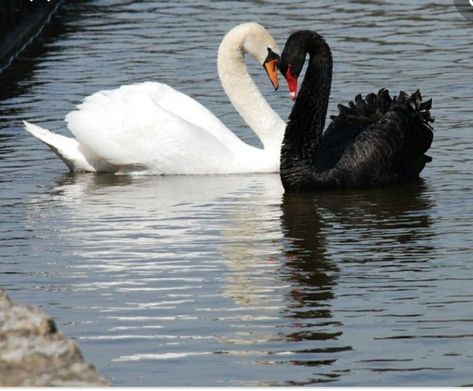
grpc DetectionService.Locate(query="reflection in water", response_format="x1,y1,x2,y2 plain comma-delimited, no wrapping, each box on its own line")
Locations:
277,181,435,385
280,192,341,363
10,159,471,387
281,192,337,315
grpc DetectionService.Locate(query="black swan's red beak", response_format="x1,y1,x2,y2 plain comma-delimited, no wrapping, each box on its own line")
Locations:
285,65,298,101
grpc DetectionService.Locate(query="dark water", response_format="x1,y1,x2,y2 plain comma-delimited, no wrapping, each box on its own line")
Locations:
1,0,473,386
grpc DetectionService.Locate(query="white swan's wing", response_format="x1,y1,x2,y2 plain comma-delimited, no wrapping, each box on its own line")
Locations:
65,82,244,174
129,82,242,146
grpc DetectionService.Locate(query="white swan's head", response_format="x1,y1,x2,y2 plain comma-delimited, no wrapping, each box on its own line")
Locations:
219,22,280,90
237,23,279,63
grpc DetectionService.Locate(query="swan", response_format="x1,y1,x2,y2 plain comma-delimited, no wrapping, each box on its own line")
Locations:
23,23,286,175
278,30,434,191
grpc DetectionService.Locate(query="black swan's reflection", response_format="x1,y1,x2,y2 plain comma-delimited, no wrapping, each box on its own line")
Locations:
278,181,435,384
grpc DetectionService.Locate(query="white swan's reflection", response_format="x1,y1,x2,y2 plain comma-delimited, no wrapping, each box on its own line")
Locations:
43,172,286,301
46,172,284,272
41,173,296,363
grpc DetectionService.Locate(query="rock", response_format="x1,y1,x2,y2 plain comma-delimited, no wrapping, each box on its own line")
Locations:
0,288,110,387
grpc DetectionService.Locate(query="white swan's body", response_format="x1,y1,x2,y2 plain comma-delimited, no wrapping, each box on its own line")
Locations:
24,23,286,174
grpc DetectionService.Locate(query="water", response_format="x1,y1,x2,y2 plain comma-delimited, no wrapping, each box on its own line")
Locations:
1,0,473,386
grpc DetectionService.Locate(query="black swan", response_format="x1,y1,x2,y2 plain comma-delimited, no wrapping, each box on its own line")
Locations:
278,30,434,191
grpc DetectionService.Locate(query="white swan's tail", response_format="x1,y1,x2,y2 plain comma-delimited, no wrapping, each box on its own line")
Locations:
23,121,98,172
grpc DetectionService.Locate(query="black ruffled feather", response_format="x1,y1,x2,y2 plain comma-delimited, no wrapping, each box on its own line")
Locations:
315,89,434,189
313,89,434,177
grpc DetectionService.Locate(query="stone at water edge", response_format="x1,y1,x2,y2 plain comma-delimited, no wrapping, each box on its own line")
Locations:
0,288,110,386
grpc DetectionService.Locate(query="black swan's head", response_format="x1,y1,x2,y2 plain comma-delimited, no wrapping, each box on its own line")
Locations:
279,30,329,100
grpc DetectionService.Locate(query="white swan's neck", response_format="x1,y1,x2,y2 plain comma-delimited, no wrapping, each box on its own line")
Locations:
217,24,285,152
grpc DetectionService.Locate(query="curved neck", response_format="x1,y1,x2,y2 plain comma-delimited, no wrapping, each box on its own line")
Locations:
217,35,285,151
281,34,332,186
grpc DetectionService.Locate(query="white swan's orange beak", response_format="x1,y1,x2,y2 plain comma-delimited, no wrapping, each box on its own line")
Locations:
285,67,298,101
263,58,280,90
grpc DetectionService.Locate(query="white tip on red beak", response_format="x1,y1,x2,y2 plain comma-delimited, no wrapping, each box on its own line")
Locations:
289,91,297,101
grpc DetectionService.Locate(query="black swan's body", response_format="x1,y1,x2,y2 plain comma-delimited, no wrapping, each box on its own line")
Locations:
279,31,434,191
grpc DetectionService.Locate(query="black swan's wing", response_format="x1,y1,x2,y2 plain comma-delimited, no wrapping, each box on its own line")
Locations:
320,90,434,188
313,89,396,173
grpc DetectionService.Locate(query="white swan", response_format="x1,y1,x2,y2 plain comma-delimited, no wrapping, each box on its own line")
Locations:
23,23,286,175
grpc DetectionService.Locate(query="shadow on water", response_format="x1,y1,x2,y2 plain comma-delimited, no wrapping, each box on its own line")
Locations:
0,1,97,130
52,171,136,190
277,180,435,385
0,13,65,102
0,10,66,134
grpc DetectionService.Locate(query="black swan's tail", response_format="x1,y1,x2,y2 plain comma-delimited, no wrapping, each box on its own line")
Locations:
329,88,434,137
316,89,433,175
389,90,434,177
315,89,434,186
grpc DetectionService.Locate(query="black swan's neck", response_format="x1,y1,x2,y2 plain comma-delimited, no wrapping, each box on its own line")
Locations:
281,34,332,188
